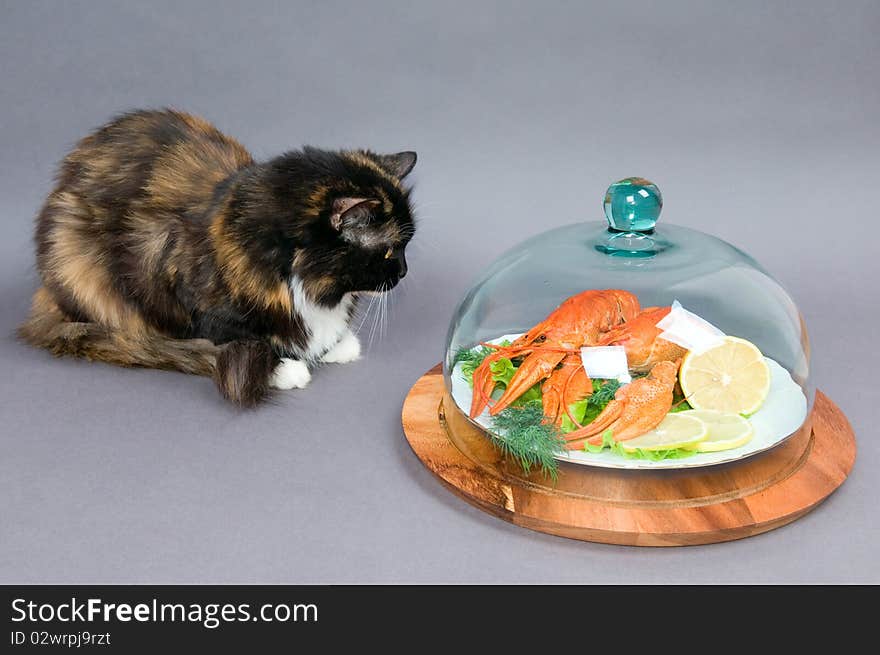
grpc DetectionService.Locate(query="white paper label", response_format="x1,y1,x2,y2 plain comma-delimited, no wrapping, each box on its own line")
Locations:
655,300,725,353
580,346,632,384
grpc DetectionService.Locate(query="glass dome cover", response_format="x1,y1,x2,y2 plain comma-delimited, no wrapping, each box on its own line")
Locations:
444,178,811,472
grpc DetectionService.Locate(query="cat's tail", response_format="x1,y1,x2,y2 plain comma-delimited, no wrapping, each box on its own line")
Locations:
18,287,277,406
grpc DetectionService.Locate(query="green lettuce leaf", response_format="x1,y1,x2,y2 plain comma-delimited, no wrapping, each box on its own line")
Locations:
488,357,542,405
455,341,510,386
582,428,699,461
456,343,539,406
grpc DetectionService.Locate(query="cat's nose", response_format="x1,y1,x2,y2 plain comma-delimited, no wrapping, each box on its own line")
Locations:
394,250,408,279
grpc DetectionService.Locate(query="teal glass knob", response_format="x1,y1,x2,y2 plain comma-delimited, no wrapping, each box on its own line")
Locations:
603,177,662,232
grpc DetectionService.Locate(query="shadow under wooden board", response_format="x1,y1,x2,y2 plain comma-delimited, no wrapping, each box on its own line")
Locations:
402,364,856,547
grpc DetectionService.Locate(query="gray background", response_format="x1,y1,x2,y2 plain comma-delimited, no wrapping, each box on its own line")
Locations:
1,0,877,583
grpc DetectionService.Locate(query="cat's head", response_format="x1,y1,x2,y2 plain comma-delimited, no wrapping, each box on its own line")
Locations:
322,150,417,294
268,148,418,304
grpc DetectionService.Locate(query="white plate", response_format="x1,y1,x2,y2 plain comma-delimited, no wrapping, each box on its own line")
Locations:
449,334,808,470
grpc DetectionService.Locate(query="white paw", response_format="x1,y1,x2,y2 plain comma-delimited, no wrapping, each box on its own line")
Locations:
270,358,311,389
321,331,361,364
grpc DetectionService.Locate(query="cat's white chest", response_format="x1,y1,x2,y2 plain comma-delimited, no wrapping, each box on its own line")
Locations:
290,279,354,360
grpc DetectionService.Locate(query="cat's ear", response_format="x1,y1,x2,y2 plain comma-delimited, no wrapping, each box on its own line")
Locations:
330,197,381,230
376,151,417,179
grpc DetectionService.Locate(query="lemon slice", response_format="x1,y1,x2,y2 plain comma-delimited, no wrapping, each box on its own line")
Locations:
620,414,708,452
679,336,771,415
678,409,754,452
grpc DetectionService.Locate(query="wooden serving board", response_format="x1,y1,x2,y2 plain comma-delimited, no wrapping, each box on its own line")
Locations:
402,365,856,546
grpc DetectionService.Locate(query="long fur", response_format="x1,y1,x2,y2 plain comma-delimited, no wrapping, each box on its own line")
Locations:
19,109,416,405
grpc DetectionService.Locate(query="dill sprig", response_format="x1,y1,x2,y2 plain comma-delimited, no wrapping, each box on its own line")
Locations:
489,402,566,480
588,378,620,407
453,344,493,369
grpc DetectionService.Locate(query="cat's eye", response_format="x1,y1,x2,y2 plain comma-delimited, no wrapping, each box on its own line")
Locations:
384,248,393,260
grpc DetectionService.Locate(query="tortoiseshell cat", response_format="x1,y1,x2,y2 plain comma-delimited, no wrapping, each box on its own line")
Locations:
19,109,416,405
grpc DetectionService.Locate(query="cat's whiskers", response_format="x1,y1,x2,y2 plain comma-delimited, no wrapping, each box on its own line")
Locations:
355,287,380,337
367,281,391,349
380,285,387,342
380,284,390,342
367,291,380,348
374,283,389,347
